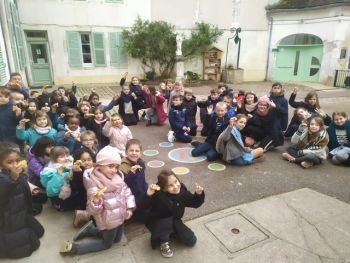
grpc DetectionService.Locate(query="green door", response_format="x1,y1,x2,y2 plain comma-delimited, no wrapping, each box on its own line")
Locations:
275,45,323,82
27,41,53,86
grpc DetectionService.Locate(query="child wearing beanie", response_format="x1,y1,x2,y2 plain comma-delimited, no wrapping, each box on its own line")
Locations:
60,145,135,255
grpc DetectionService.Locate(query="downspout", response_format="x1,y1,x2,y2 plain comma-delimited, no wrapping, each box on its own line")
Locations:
265,16,273,81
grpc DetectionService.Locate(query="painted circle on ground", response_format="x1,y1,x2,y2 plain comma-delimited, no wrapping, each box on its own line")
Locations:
168,147,206,163
147,160,165,168
159,142,174,148
172,167,190,175
143,149,159,156
208,163,226,171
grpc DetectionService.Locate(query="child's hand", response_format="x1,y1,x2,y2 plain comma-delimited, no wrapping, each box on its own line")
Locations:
18,118,27,128
92,196,103,205
293,87,298,94
207,105,213,114
113,93,120,100
247,114,253,119
60,113,65,119
270,101,276,108
123,72,128,78
13,105,22,116
72,162,82,172
195,183,204,195
130,164,142,173
126,208,133,220
147,184,160,196
64,131,71,140
315,108,326,117
131,92,137,99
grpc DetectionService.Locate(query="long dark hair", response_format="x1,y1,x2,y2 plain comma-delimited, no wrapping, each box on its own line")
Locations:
156,170,180,191
31,136,55,158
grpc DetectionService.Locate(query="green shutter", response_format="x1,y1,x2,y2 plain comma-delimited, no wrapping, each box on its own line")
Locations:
92,32,106,67
0,45,8,85
10,2,26,69
66,31,83,67
109,32,128,68
4,0,19,71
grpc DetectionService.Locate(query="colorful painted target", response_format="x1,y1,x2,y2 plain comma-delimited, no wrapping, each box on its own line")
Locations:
159,142,174,148
168,147,206,163
208,163,226,171
143,149,159,156
172,167,190,175
147,160,165,168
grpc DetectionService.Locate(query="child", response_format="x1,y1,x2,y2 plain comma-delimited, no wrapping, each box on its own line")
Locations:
77,100,92,129
168,94,193,143
140,170,204,258
182,88,198,136
60,146,135,255
0,88,22,143
198,88,222,136
16,110,57,147
78,130,99,161
24,99,38,129
192,102,229,161
168,81,184,112
88,92,107,111
285,88,321,137
144,86,167,126
102,113,133,156
327,111,350,165
120,139,148,220
282,117,329,168
223,94,237,118
27,136,55,187
110,86,138,126
164,79,174,107
269,82,288,131
129,76,146,119
216,114,264,165
56,116,86,153
40,146,81,210
237,91,258,114
0,143,44,259
5,72,29,98
87,107,109,148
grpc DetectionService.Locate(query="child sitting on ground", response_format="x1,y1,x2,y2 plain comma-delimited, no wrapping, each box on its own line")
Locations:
182,88,198,136
144,86,167,126
139,170,204,258
216,114,264,165
60,146,135,255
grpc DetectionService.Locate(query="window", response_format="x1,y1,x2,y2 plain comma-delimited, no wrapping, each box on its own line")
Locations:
66,31,106,68
279,34,323,46
340,48,347,59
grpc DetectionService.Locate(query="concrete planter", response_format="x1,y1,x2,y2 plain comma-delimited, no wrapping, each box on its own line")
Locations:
222,68,244,84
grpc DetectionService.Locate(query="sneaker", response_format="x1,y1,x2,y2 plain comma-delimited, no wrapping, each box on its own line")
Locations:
167,131,175,143
73,220,93,241
160,242,173,258
73,210,89,228
59,241,73,254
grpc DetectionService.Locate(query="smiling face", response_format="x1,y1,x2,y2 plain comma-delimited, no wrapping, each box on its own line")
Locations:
0,152,21,174
333,115,346,126
309,119,321,133
80,152,94,169
210,92,219,101
131,77,139,85
308,96,317,106
36,116,48,128
81,135,95,149
172,97,182,107
67,117,80,131
123,86,130,95
235,117,247,130
184,93,192,101
215,106,227,118
111,116,123,128
98,164,119,180
164,175,181,194
257,102,268,111
0,93,9,105
126,144,141,163
245,94,255,105
56,154,71,166
94,110,104,121
80,104,90,114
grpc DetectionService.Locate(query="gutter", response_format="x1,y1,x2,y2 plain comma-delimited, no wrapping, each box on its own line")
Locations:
266,2,350,14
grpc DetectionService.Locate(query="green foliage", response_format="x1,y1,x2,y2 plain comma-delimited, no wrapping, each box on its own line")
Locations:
184,71,200,81
123,18,223,78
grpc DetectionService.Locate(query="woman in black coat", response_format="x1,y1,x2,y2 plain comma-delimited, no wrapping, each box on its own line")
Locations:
0,144,44,259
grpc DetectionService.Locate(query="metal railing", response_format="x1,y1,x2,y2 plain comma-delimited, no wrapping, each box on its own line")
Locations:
334,69,350,88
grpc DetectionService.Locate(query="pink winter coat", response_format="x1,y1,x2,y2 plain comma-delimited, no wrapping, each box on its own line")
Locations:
102,121,133,153
144,92,168,125
83,168,135,230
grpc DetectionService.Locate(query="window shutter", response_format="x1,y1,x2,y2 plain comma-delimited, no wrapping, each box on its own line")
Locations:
0,45,8,85
92,32,106,67
10,2,26,69
109,32,128,68
4,0,19,71
66,31,83,67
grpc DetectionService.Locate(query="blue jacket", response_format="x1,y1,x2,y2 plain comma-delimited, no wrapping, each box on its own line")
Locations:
40,167,71,197
16,126,57,147
56,127,86,153
205,114,230,146
0,101,21,143
168,105,191,133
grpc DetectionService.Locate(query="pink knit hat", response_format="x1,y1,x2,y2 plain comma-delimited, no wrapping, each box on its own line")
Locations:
257,95,271,106
96,146,121,165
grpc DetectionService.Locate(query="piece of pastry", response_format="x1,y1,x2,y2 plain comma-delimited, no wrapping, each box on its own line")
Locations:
94,186,108,198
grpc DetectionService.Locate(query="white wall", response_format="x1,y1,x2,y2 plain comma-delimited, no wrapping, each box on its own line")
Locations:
17,0,151,85
267,6,350,85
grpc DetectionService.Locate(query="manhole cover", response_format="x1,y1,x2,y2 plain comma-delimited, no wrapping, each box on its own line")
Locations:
205,211,269,254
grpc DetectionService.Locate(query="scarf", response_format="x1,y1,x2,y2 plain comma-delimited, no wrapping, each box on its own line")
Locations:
327,120,350,150
34,125,52,135
90,167,124,193
244,102,257,113
121,92,133,103
94,118,107,125
297,129,328,150
65,124,81,140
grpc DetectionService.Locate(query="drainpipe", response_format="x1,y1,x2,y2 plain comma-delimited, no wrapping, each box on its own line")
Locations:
265,16,273,81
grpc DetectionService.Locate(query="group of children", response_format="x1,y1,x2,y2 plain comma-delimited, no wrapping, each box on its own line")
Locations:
0,72,349,260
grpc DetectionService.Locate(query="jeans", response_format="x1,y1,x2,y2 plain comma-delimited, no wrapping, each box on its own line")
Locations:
192,142,218,161
73,225,123,254
287,145,321,165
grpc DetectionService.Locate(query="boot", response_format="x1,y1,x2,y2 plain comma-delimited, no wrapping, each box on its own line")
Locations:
73,210,90,228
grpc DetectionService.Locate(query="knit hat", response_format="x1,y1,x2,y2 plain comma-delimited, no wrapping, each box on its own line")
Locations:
257,95,271,106
96,146,121,165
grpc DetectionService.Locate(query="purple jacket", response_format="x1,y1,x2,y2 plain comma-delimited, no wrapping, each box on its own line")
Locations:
27,150,48,187
83,169,135,230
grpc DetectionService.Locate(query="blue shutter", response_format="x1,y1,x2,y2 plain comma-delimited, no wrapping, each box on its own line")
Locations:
0,45,8,85
4,0,19,71
109,32,128,68
66,31,83,67
10,2,26,69
92,32,106,67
